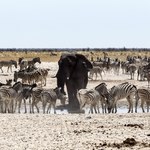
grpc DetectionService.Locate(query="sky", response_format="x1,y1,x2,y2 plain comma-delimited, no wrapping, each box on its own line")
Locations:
0,0,150,48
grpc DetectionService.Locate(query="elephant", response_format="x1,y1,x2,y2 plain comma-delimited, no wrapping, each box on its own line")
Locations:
56,53,93,110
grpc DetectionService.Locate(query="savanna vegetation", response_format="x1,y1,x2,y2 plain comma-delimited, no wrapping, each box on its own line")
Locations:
0,49,150,62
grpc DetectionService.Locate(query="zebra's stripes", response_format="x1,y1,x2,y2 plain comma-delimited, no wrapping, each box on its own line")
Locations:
15,83,37,113
127,64,137,80
41,87,66,114
89,66,105,80
77,83,109,114
0,82,22,113
136,88,150,113
14,68,49,86
31,87,66,114
77,89,100,114
19,57,41,70
107,82,138,113
0,60,17,73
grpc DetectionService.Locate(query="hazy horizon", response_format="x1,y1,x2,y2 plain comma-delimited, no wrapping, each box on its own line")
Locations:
0,0,150,49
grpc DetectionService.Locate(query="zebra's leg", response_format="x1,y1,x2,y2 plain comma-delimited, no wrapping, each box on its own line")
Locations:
90,105,94,114
42,100,47,114
146,101,149,113
101,101,104,113
18,99,22,113
100,73,103,80
24,99,27,113
127,97,133,113
53,103,56,114
47,103,51,113
31,100,35,113
3,101,7,113
9,66,12,73
0,67,3,73
97,104,100,113
35,102,40,113
95,73,97,80
114,103,117,113
44,77,46,86
112,101,117,113
135,92,139,113
7,66,9,73
93,105,97,114
29,97,32,113
141,99,145,113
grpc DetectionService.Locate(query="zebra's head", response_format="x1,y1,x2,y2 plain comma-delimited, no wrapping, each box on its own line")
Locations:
105,87,116,113
33,57,41,64
11,60,17,68
54,87,67,106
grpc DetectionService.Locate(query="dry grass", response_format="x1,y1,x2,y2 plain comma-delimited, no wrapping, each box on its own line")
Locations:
0,50,150,62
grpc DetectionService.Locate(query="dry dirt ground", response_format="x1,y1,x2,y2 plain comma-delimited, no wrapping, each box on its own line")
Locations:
0,62,150,150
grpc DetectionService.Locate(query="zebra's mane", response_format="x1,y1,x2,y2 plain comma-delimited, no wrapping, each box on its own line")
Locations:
95,82,106,90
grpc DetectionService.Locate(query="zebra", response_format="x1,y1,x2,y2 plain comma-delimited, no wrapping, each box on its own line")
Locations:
31,87,66,113
89,66,105,80
137,65,146,81
0,82,22,113
106,82,138,113
77,89,101,114
41,87,67,114
77,83,109,114
19,57,41,70
94,82,109,113
15,83,37,113
135,88,150,113
0,60,17,73
14,70,29,84
31,87,44,113
127,64,137,80
14,68,49,86
143,70,150,88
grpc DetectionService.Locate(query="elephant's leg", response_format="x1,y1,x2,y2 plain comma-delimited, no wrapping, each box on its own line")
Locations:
66,81,78,109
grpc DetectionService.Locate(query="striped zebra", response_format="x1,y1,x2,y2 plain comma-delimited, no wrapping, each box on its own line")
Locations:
143,70,150,88
15,83,37,113
41,87,67,114
0,82,22,113
19,57,41,70
89,66,105,80
0,60,17,73
14,68,49,86
127,64,137,80
31,87,43,113
77,89,101,114
137,65,146,81
106,82,138,113
77,83,109,113
95,82,109,113
135,88,150,113
31,87,66,113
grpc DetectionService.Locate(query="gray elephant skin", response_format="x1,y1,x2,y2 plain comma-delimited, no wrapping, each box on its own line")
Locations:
56,53,93,109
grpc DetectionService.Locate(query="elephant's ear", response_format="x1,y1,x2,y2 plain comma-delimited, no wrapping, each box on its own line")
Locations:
67,55,77,66
75,54,93,69
58,54,76,66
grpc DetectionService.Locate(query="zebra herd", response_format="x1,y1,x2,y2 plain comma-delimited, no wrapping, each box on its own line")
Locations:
78,82,150,114
89,55,150,86
0,57,67,114
0,55,150,114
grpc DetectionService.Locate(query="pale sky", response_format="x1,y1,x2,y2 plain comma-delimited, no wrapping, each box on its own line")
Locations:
0,0,150,48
